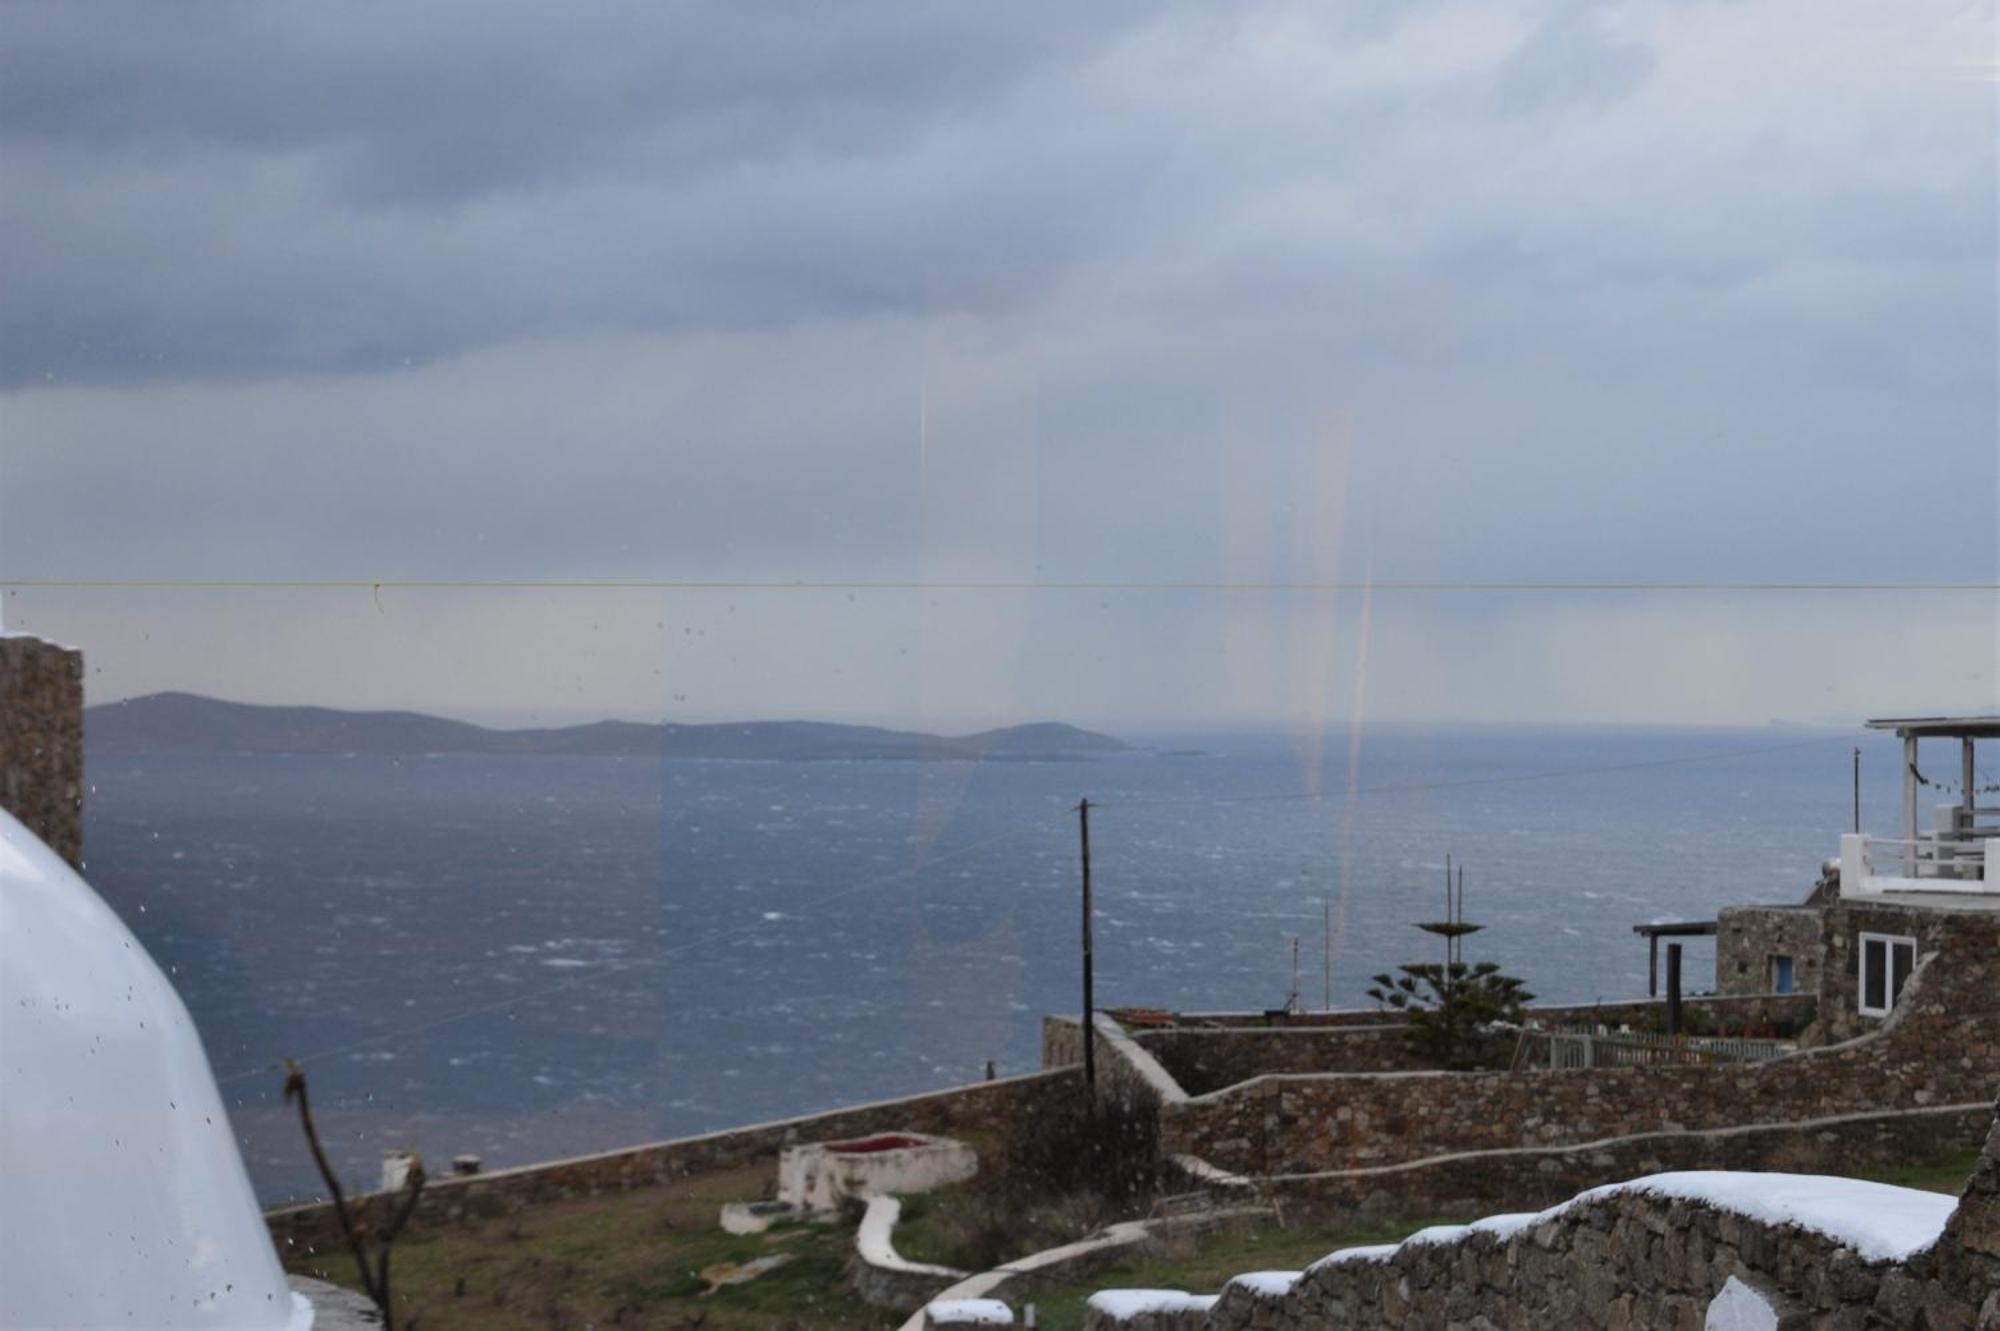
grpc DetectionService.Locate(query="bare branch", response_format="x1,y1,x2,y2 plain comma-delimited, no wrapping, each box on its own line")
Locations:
286,1059,423,1329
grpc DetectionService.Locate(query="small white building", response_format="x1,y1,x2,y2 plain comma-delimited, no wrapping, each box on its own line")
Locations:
0,807,315,1329
777,1132,978,1212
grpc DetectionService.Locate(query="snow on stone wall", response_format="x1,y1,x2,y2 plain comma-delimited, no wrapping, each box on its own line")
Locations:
1088,1135,2000,1330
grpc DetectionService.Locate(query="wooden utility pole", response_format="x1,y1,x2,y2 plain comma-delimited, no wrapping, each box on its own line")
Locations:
1078,797,1095,1107
1666,943,1683,1037
1323,894,1332,1011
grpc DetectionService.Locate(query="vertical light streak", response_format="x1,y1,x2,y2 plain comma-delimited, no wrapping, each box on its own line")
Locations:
1291,414,1354,800
1330,549,1375,992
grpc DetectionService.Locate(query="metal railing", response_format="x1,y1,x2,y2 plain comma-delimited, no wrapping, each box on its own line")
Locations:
1512,1027,1792,1071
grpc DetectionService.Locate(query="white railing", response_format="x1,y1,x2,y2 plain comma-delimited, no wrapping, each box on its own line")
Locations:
1513,1028,1792,1070
1840,832,2000,896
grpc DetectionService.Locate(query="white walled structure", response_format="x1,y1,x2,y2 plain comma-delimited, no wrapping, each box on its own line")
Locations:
0,808,312,1329
1840,716,2000,910
777,1132,977,1212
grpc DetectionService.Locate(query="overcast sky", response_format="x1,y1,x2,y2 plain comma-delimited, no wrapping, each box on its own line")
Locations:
1,0,1993,731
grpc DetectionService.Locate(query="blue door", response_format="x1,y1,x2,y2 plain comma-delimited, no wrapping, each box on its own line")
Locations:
1771,956,1794,995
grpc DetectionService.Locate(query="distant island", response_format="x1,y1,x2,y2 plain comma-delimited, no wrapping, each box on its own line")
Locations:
84,693,1133,762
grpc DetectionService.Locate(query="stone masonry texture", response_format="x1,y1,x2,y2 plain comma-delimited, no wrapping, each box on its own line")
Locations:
1088,1097,2000,1330
0,634,83,869
1162,905,2000,1178
1717,905,1824,1000
269,1067,1084,1259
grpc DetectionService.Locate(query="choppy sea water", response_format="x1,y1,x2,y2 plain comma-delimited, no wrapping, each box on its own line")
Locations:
79,725,1913,1203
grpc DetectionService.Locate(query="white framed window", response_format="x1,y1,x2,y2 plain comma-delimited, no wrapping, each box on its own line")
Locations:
1858,932,1916,1017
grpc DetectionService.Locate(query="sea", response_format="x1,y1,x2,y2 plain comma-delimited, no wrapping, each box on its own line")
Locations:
78,724,1918,1204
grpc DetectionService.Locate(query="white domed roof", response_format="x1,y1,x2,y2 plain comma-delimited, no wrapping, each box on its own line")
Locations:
0,808,310,1329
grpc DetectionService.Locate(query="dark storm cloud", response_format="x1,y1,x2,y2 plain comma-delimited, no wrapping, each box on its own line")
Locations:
0,2,1134,200
0,1,1164,384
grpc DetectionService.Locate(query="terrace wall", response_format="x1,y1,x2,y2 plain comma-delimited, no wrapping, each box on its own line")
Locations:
1134,1026,1436,1096
0,634,83,869
1042,994,1817,1095
1193,1186,1986,1330
1094,1100,2000,1330
1163,908,2000,1177
1261,1102,1993,1225
269,1067,1083,1258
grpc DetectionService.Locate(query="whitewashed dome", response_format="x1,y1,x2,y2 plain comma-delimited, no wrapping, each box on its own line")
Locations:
0,807,310,1329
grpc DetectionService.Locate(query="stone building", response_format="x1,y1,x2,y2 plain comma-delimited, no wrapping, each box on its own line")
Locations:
0,631,83,868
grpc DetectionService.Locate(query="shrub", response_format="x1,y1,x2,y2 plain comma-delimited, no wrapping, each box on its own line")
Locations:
1366,961,1534,1070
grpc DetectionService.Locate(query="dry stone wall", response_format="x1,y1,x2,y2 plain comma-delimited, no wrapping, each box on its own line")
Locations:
1261,1102,1992,1226
1525,993,1816,1035
1087,1099,2000,1329
1135,1027,1438,1096
0,634,83,869
1192,1189,1979,1330
1165,909,2000,1177
269,1067,1082,1257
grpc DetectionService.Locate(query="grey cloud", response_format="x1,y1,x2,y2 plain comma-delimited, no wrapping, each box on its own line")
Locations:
0,0,1993,735
3,0,1988,394
1487,6,1657,115
0,2,1140,202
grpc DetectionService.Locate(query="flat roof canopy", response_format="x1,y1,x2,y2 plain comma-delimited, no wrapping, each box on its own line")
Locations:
1864,716,2000,739
1631,920,1717,937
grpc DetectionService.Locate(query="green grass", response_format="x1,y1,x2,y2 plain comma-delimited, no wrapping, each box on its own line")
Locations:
1848,1148,1983,1195
284,1162,902,1330
284,1143,1985,1330
1007,1214,1460,1331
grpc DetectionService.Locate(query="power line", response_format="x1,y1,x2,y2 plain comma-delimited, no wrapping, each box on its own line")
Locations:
1089,734,1858,810
6,578,2000,595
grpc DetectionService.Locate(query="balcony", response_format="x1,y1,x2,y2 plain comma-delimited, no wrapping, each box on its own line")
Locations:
1841,716,2000,900
1841,830,2000,896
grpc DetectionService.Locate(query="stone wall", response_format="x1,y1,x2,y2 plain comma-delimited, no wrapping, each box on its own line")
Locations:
269,1066,1082,1257
1163,909,2000,1177
1045,1014,1089,1069
1191,1185,1985,1330
1938,1109,2000,1304
1261,1102,1993,1225
1812,899,1978,1046
1134,1026,1439,1096
0,634,83,869
1045,995,1817,1094
1525,992,1817,1036
1716,904,1823,999
1083,1096,2000,1329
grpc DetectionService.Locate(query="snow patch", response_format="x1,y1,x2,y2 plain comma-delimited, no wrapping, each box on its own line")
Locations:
1224,1270,1299,1297
1085,1289,1219,1318
1546,1172,1954,1264
925,1298,1014,1325
1399,1223,1473,1248
1705,1275,1781,1330
1306,1243,1398,1272
1468,1212,1539,1241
